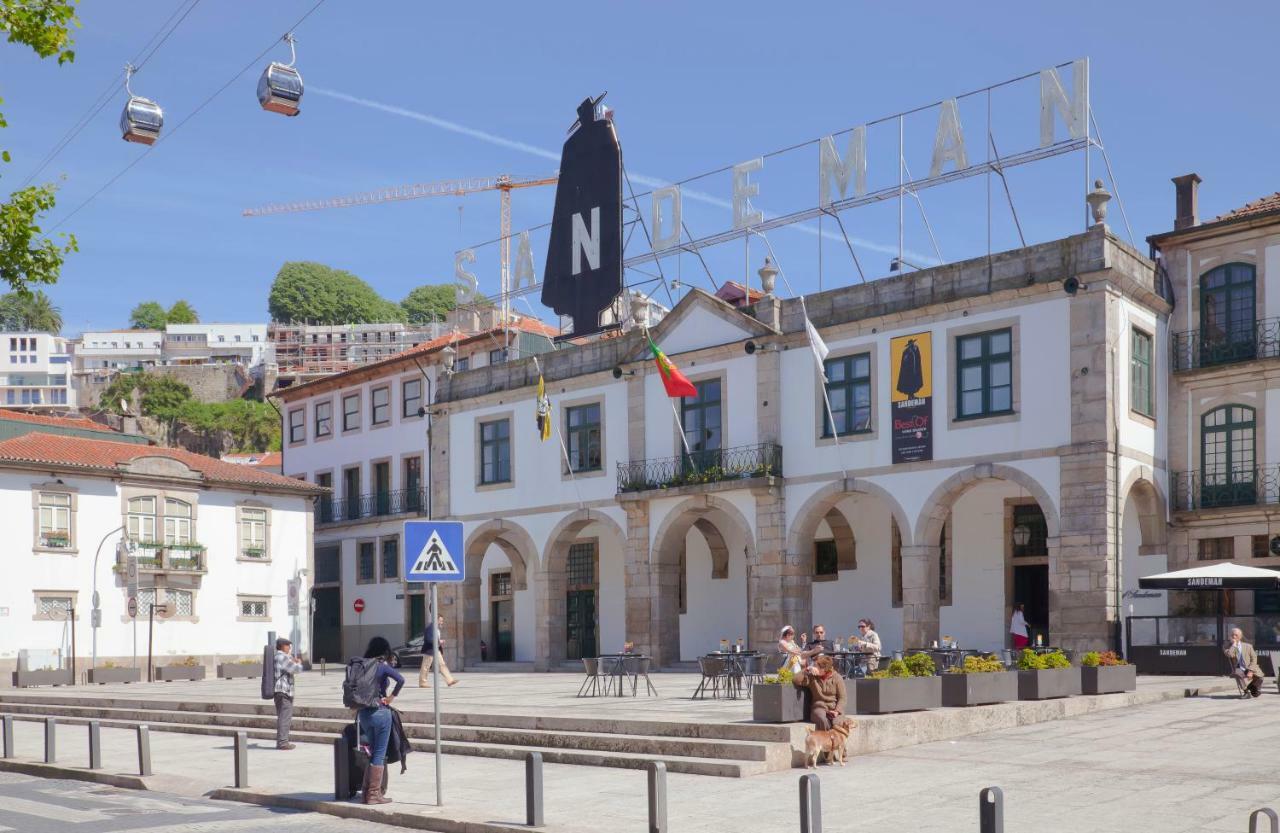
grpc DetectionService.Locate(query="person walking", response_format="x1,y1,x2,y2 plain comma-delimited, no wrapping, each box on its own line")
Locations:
1226,626,1264,699
273,637,303,751
418,614,458,688
357,636,404,804
1010,604,1030,649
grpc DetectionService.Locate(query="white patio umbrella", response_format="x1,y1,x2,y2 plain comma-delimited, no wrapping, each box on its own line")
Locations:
1138,562,1280,590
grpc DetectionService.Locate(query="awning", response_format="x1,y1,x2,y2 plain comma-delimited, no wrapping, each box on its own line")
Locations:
1138,562,1280,590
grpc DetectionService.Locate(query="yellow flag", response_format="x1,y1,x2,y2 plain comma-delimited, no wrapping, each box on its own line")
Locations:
535,375,552,441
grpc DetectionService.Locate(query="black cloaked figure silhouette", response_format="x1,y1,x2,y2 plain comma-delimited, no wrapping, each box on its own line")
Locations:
541,93,623,338
896,338,924,398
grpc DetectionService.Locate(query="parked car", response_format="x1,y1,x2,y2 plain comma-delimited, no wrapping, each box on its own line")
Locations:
391,635,424,669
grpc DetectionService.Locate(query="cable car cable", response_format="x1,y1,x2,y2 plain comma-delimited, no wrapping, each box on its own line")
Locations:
19,0,204,187
50,0,329,231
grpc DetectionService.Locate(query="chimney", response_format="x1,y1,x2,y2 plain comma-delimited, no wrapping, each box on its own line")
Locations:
1172,173,1202,230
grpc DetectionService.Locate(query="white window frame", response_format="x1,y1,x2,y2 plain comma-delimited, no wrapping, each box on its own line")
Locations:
237,596,270,621
37,491,73,550
164,498,193,545
239,506,269,560
127,496,157,543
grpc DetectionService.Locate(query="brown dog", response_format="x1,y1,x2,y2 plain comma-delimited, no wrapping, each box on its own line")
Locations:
803,718,854,768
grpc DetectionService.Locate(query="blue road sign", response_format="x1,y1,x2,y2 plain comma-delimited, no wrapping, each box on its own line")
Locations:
404,520,465,583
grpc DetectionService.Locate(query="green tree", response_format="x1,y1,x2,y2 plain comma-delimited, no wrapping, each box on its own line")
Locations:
166,299,198,324
0,289,60,332
129,301,167,330
400,283,455,324
0,1,80,294
267,261,403,324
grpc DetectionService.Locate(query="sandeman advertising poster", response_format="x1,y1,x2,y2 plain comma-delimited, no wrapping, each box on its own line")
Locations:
890,332,933,464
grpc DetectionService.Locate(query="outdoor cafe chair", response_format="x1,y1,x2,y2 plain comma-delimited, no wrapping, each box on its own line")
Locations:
694,655,728,699
577,657,600,697
1000,649,1016,669
624,655,659,697
741,654,768,695
597,655,624,696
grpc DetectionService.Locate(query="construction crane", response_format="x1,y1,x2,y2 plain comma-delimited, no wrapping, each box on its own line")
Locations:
243,174,558,344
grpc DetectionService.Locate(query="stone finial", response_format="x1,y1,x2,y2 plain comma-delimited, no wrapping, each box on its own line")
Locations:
1086,179,1111,226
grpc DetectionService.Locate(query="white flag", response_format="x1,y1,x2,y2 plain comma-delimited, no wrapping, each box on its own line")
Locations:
805,316,829,381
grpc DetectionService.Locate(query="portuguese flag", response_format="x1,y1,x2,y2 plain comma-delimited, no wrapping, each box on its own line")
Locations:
647,333,697,398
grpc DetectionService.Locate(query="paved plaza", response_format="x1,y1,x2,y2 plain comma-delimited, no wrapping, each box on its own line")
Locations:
1,674,1277,832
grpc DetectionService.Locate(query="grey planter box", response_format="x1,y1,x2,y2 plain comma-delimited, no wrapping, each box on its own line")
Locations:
1017,667,1081,700
941,671,1018,707
87,667,142,684
1081,664,1136,695
155,665,206,682
752,684,807,723
855,676,941,714
12,668,73,688
217,664,260,680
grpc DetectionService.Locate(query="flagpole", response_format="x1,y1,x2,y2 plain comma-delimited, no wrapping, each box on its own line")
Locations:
800,296,848,481
644,325,697,471
533,356,584,509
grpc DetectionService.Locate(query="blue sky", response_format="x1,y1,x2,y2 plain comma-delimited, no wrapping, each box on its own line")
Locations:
3,1,1277,335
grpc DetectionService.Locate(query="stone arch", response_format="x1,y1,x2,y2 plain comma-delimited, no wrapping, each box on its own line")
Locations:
460,519,537,667
538,509,628,669
914,463,1059,547
649,494,757,666
787,478,915,565
1120,466,1168,552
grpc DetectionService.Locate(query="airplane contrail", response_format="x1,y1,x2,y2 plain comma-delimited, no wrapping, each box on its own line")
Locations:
309,86,936,264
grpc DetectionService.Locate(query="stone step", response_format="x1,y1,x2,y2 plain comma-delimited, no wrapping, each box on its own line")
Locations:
0,700,780,764
0,710,768,778
0,691,794,743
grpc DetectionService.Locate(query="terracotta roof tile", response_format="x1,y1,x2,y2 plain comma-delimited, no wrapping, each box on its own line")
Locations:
1215,192,1280,221
0,409,124,435
0,432,322,494
221,451,283,468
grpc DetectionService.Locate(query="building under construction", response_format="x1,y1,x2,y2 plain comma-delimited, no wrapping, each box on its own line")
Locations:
269,321,447,387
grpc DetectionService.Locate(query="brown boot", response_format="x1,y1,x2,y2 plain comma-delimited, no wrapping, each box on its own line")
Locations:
363,765,391,805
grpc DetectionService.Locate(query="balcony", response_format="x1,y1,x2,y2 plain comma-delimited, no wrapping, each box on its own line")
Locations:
1171,467,1280,511
617,443,782,494
114,543,207,574
1171,319,1280,371
316,487,426,526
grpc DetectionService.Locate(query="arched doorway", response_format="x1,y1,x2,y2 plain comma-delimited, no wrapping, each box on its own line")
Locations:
915,464,1059,652
1120,470,1169,650
461,520,535,667
649,495,756,665
540,509,628,670
787,479,914,650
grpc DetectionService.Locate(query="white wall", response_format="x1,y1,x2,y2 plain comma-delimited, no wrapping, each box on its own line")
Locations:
810,494,902,650
477,543,536,662
679,523,748,661
940,481,1016,653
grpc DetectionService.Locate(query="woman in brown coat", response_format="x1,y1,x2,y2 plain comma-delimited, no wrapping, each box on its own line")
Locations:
793,654,847,729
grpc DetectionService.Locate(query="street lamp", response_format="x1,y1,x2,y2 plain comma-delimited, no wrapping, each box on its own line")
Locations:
1012,524,1032,547
92,525,136,670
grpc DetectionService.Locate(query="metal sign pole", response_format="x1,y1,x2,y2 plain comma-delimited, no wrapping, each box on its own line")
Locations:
432,581,442,806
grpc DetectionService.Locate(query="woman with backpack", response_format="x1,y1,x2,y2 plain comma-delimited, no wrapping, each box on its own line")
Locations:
357,636,404,805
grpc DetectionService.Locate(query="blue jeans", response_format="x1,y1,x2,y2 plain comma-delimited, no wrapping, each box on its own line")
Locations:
358,706,393,766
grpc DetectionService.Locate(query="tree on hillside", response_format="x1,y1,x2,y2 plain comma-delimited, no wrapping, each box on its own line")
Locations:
129,301,168,330
167,299,198,324
0,1,80,294
0,289,61,333
267,261,403,324
400,283,455,324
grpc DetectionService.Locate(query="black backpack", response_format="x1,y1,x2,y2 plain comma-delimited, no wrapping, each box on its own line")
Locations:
342,657,383,709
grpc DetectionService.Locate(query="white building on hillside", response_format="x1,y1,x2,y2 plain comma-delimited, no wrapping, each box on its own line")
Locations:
279,225,1172,667
73,330,163,373
0,431,322,678
0,333,75,409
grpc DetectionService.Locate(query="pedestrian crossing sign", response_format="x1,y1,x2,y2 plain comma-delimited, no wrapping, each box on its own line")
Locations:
404,520,465,583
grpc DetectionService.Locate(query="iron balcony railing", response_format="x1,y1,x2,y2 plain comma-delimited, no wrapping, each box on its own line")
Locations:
1171,467,1280,511
316,487,426,525
1171,318,1280,371
113,544,207,574
617,443,782,493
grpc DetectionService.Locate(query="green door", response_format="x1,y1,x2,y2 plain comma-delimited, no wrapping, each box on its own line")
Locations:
492,599,514,661
311,587,342,665
407,594,426,643
566,590,597,660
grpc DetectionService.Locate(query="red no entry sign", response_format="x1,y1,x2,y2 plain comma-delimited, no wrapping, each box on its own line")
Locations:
353,598,365,614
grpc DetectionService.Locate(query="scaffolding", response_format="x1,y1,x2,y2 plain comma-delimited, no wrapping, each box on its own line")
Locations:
269,321,446,380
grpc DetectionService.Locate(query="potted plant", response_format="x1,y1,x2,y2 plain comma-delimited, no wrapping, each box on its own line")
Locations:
217,658,261,679
941,653,1018,706
856,653,941,714
752,668,806,723
241,546,266,559
87,660,142,684
13,664,74,687
156,655,207,682
1080,651,1136,695
1016,649,1081,700
41,532,71,549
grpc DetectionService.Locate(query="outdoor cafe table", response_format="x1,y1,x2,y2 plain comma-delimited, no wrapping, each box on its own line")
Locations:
823,650,877,678
705,651,761,699
596,653,652,697
904,647,970,671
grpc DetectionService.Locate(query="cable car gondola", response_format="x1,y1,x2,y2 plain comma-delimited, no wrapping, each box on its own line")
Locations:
258,33,303,116
120,64,163,145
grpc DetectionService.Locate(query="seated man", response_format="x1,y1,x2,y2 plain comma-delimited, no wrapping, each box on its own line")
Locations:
1225,626,1264,699
802,624,834,654
793,654,847,730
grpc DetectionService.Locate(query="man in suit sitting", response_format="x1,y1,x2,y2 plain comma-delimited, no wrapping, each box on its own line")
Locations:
1226,627,1264,699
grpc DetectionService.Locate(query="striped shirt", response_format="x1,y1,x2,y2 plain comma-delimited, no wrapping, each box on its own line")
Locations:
274,650,303,697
